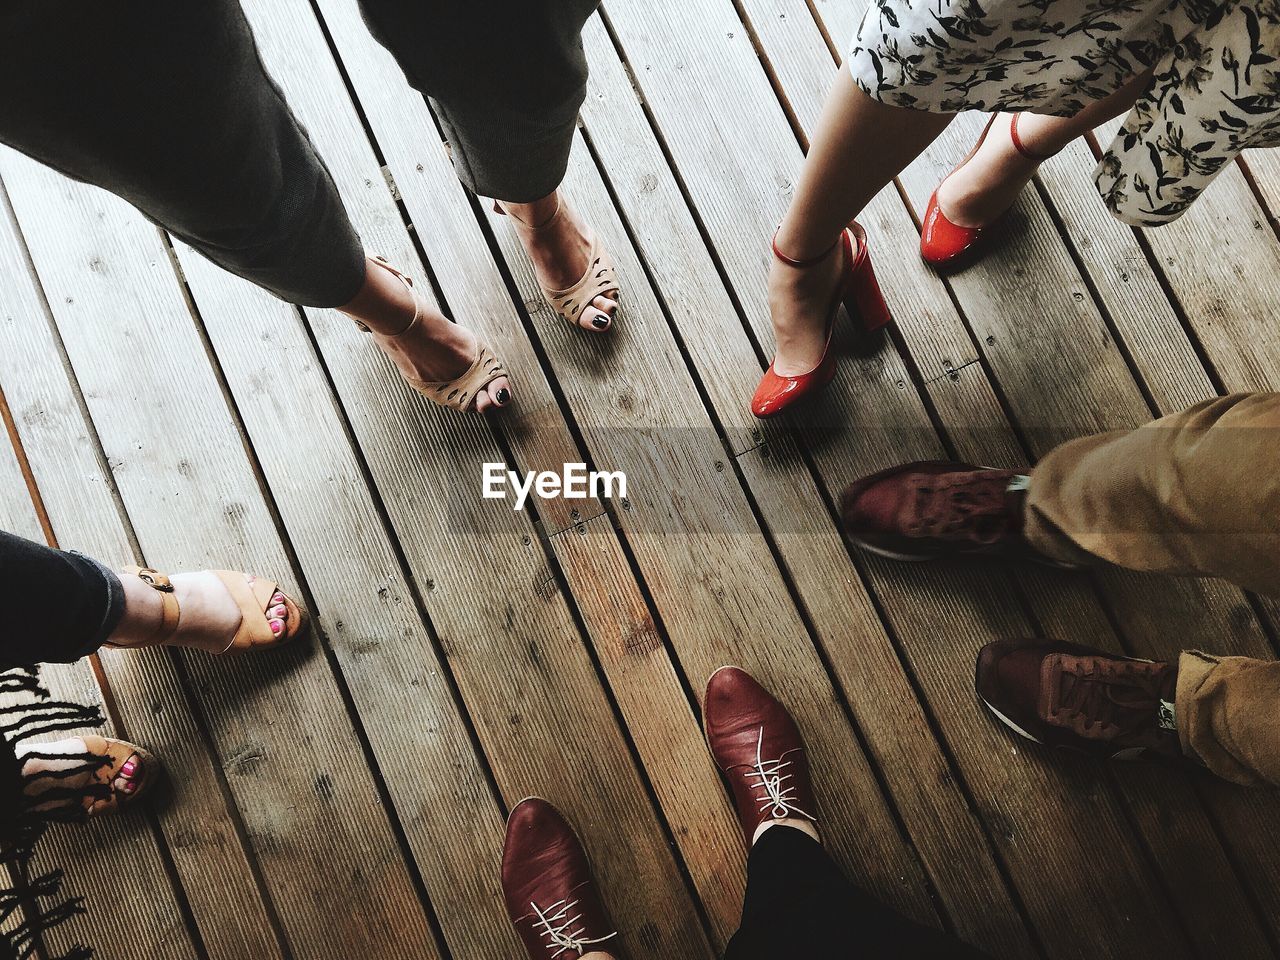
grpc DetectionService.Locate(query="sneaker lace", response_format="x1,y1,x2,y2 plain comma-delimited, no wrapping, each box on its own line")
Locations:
530,898,617,959
1058,660,1166,737
910,473,1021,544
744,727,816,823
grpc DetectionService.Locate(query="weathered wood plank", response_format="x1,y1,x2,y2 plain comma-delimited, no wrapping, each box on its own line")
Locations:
0,183,266,960
0,151,443,960
226,0,719,953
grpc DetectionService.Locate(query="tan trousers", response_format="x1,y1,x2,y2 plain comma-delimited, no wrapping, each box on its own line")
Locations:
1024,393,1280,786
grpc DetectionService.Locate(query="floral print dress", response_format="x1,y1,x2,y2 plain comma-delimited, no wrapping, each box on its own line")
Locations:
849,0,1280,225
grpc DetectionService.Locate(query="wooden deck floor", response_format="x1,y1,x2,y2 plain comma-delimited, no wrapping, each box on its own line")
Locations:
3,1,1280,957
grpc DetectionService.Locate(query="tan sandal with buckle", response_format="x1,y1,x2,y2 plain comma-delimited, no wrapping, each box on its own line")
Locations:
357,256,509,412
20,734,156,818
107,566,308,654
494,200,620,331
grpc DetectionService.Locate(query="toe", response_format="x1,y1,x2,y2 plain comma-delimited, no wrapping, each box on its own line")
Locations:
112,753,143,796
486,377,512,409
474,389,493,414
596,292,619,318
581,304,611,333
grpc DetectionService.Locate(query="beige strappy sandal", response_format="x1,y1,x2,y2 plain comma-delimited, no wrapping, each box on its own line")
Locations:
20,735,156,818
494,201,620,331
358,256,509,412
106,566,308,655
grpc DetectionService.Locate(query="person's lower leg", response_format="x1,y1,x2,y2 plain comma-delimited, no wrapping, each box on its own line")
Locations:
942,70,1153,226
770,67,952,374
775,66,953,258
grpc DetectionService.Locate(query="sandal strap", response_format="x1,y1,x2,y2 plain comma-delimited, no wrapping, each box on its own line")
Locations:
409,343,508,411
107,566,180,649
1010,113,1059,163
543,234,619,327
771,229,841,269
354,255,421,337
211,570,280,653
492,198,564,230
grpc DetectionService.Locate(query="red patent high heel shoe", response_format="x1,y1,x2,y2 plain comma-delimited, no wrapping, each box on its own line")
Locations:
751,223,892,420
920,113,1058,269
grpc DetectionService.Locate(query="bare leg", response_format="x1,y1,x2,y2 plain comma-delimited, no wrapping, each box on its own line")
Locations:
939,70,1154,228
499,189,620,333
770,66,954,375
338,258,511,411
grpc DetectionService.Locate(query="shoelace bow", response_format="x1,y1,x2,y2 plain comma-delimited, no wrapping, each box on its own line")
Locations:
530,897,617,959
745,727,816,823
1057,660,1166,735
910,475,1014,544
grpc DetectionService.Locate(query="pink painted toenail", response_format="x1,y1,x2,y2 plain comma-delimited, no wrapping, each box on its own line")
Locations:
272,604,287,617
272,592,284,604
121,780,138,794
120,758,137,777
270,618,284,635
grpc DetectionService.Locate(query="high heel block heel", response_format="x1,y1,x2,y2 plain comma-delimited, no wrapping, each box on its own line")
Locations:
751,222,892,419
844,222,891,353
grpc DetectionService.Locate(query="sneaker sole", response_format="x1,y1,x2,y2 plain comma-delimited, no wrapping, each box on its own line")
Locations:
980,696,1151,761
978,696,1044,745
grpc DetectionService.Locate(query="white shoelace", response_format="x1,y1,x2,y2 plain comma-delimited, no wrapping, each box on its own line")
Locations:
745,727,816,823
531,897,618,958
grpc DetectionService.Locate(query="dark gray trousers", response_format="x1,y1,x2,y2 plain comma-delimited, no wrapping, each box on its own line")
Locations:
0,0,598,307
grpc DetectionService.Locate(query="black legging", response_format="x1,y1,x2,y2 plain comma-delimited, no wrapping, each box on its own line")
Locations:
725,826,991,959
0,531,125,669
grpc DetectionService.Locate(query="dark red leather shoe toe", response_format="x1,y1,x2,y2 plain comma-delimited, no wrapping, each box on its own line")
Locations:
704,666,817,847
838,460,1069,565
502,798,617,960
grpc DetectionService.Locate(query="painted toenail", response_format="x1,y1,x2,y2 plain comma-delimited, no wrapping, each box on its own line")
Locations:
272,604,287,617
592,316,608,329
120,758,137,777
496,388,510,404
270,618,284,635
122,780,138,794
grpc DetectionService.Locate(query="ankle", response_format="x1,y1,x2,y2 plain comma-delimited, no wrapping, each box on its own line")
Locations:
339,258,419,336
752,816,820,846
773,219,842,265
105,572,167,647
500,190,561,229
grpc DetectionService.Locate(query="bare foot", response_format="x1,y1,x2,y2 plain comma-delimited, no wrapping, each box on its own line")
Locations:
766,235,847,377
502,192,619,333
935,113,1042,229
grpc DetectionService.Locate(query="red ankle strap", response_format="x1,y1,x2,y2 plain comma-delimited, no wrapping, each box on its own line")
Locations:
771,229,841,268
1009,113,1058,163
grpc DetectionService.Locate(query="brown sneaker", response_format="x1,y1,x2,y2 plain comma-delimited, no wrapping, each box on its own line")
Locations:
975,640,1180,761
704,666,817,847
501,798,618,960
840,460,1073,566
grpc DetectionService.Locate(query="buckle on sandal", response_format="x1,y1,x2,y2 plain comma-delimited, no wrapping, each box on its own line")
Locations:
137,567,174,592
